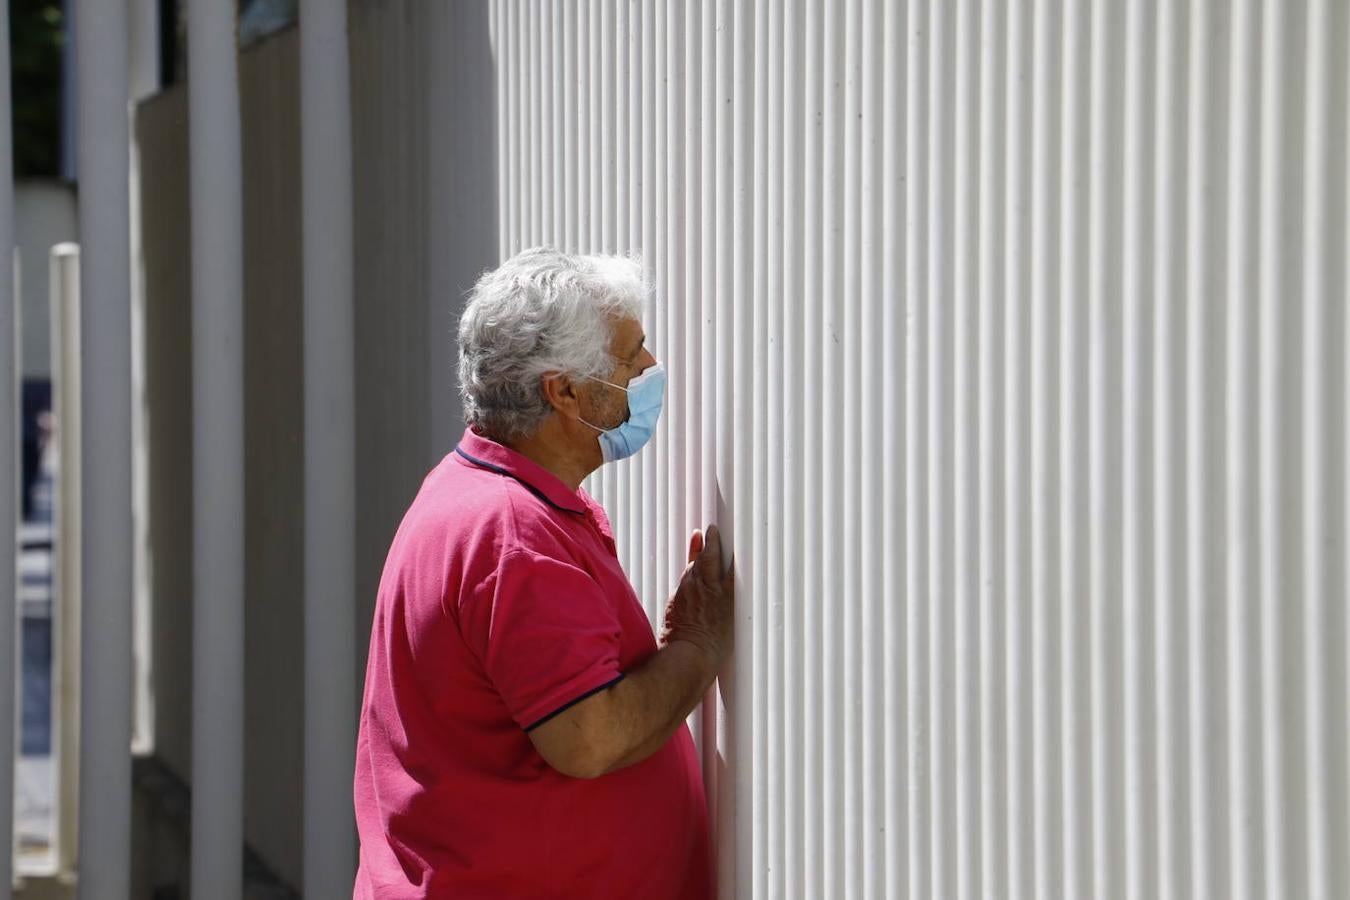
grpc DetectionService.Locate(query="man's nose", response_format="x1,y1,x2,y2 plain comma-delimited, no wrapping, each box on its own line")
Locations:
638,348,658,371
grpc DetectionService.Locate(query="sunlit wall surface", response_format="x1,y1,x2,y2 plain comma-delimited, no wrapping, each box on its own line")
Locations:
487,1,1348,897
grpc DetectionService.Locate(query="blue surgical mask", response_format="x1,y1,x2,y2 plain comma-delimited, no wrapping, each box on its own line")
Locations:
578,363,666,462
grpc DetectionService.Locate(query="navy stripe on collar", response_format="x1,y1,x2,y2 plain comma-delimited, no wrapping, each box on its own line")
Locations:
453,445,586,516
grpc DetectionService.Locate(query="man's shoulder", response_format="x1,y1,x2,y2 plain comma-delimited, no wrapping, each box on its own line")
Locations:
409,454,580,562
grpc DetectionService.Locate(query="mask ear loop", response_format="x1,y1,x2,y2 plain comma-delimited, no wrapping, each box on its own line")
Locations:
575,376,619,434
576,415,607,434
575,368,634,433
586,374,630,394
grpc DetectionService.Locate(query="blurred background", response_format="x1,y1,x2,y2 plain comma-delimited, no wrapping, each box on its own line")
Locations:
5,1,493,897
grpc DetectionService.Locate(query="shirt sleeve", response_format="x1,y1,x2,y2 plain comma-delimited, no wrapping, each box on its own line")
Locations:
480,549,625,731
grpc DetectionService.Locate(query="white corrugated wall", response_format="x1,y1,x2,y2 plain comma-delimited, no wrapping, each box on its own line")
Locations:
487,1,1349,897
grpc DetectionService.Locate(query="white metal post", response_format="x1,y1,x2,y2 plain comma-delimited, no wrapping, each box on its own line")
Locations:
127,0,159,101
75,0,133,895
50,244,82,882
300,0,358,893
127,0,161,760
187,2,245,898
0,2,16,894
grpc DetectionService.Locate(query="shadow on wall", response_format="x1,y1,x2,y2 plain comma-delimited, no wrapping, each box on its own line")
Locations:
130,2,499,896
348,0,500,700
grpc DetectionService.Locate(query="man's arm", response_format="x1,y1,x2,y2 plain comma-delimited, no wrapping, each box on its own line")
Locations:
527,526,734,779
527,639,716,778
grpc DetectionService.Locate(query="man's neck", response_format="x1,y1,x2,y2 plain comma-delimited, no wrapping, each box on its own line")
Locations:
493,421,598,493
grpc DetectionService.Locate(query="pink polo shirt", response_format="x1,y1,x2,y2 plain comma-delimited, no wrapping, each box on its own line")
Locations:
353,426,712,899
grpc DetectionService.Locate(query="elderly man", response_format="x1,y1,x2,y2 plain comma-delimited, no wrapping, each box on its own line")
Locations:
353,248,734,898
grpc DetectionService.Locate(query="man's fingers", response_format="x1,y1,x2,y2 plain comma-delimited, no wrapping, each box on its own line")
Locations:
698,524,723,574
704,524,721,555
687,529,704,564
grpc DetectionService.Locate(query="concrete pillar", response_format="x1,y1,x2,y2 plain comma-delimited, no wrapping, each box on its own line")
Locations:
0,2,16,895
299,1,358,892
75,2,133,897
187,2,245,897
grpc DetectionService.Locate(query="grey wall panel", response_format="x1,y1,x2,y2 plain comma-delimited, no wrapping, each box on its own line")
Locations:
348,4,434,648
134,87,193,792
238,31,305,894
347,0,494,669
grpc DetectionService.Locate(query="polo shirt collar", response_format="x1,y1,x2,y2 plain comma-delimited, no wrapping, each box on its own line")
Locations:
453,426,589,515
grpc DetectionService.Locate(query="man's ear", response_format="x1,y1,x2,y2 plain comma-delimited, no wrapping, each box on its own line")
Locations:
541,372,582,416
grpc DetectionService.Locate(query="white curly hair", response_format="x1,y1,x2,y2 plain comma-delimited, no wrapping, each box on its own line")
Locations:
457,247,650,442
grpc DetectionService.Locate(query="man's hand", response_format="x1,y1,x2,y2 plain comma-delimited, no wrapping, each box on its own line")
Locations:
659,525,735,668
